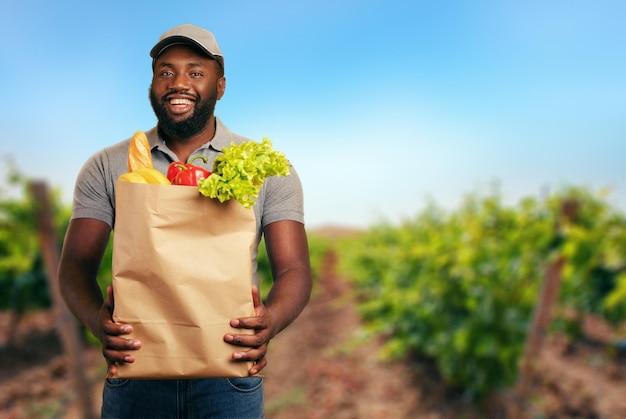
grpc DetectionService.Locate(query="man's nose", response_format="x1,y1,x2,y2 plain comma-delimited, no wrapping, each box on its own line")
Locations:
171,74,190,91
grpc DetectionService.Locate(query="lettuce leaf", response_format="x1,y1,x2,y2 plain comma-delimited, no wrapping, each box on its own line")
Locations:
197,137,290,208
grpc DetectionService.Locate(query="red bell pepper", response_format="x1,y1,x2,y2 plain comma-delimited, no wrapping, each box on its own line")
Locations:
167,156,212,186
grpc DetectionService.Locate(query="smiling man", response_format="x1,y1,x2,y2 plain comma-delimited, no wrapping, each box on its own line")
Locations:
148,26,226,162
58,24,312,418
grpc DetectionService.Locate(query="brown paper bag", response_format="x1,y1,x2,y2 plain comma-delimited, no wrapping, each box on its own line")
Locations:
111,181,256,378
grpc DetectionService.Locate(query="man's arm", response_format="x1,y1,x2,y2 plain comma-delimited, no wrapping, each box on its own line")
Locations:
263,219,312,335
225,219,312,374
58,218,141,374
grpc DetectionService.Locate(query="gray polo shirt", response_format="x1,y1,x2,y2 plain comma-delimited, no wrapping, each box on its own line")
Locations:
71,117,305,284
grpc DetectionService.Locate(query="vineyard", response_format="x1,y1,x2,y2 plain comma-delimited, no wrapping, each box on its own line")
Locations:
1,163,626,417
333,186,626,416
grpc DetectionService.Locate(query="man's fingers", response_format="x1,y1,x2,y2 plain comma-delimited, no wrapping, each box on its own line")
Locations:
231,346,267,362
103,348,136,364
97,286,140,370
103,335,142,350
106,362,118,377
223,285,272,375
224,332,264,347
230,349,268,375
102,335,142,366
103,320,134,337
230,315,267,330
250,356,267,375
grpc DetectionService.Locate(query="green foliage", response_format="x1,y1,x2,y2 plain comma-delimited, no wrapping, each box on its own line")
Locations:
555,187,626,324
198,138,291,208
258,232,330,300
305,233,332,283
0,158,70,312
338,186,626,400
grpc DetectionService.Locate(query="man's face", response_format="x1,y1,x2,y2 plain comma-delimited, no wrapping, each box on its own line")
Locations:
149,45,225,139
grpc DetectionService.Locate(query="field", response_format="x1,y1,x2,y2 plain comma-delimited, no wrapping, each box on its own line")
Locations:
1,233,625,418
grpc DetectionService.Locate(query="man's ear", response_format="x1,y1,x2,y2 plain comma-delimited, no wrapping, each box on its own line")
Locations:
217,77,226,100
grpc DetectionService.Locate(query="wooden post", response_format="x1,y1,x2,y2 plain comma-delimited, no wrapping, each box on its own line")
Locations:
516,255,566,396
515,199,579,400
29,181,95,419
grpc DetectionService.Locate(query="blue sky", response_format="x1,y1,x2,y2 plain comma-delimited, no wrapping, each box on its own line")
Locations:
2,0,625,228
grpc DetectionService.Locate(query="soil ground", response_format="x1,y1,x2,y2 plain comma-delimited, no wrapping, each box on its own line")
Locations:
1,232,625,418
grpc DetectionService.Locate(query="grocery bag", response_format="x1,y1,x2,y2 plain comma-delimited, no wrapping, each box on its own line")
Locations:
111,181,256,378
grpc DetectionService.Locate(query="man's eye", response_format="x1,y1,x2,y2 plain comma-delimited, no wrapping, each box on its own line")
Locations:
159,71,173,77
191,72,203,77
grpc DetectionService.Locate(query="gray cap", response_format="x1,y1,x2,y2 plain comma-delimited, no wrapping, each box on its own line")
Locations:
150,24,224,70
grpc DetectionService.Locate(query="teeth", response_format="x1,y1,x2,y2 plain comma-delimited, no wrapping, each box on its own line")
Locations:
170,98,192,105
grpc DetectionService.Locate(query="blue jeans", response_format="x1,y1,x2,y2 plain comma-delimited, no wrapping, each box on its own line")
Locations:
102,377,264,418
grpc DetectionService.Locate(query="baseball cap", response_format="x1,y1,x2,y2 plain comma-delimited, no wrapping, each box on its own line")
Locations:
150,24,224,70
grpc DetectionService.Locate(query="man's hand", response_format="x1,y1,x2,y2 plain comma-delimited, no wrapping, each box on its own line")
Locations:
224,285,274,375
96,286,142,377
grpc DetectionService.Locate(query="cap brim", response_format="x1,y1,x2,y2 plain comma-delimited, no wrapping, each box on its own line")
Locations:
150,36,224,69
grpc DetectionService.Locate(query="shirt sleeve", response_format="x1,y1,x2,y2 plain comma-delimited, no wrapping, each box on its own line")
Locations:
70,148,117,228
258,166,305,228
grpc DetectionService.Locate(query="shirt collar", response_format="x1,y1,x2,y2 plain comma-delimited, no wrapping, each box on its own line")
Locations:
208,117,232,152
145,116,230,153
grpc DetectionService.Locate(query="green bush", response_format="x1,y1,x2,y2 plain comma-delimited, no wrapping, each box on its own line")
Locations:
338,186,626,399
258,231,330,300
0,160,70,313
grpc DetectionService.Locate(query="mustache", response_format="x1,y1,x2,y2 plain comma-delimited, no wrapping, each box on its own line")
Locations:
162,89,200,102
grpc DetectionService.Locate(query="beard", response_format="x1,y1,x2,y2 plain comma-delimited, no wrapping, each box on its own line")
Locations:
149,86,218,139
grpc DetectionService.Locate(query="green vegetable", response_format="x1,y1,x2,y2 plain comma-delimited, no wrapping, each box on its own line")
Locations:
198,137,290,208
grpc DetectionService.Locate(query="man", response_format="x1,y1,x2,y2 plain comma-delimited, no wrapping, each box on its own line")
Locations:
58,24,312,418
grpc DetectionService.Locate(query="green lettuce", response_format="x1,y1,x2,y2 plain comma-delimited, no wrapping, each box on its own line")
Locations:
197,137,290,208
